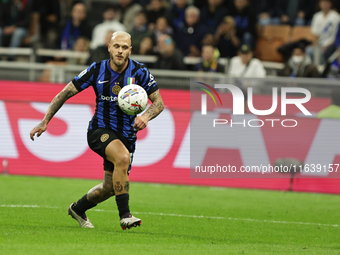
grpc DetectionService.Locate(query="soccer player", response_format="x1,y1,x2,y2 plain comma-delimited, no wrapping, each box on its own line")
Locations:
29,31,164,230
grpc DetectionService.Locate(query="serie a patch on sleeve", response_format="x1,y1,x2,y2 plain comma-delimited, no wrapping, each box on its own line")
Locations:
77,68,88,78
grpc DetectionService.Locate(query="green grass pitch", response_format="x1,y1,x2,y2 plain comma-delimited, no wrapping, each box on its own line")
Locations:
0,175,340,255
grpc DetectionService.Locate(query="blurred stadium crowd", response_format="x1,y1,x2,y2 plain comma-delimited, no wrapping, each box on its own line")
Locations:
1,0,340,78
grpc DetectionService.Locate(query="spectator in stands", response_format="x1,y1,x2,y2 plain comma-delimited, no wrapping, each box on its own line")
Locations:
0,0,32,56
30,0,60,48
323,25,340,78
67,36,90,65
274,0,301,26
40,36,90,82
153,16,174,41
202,33,214,45
175,6,208,57
256,0,312,26
165,0,188,31
87,30,113,65
60,2,92,50
229,0,257,49
324,22,340,63
295,0,319,26
196,44,224,73
139,36,155,55
138,36,156,68
213,16,239,58
155,34,185,70
324,54,340,78
317,88,340,119
90,5,126,50
331,24,340,71
278,44,320,78
277,39,312,62
116,0,143,32
145,0,168,29
59,0,73,25
332,43,340,77
228,44,266,77
129,11,154,54
306,0,340,65
201,32,224,62
257,0,313,26
200,0,228,33
256,0,277,26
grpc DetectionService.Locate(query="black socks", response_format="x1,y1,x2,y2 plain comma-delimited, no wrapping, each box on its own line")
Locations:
115,193,130,218
73,193,130,219
73,194,97,215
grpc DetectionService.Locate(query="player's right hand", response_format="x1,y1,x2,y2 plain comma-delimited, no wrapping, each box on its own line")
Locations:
30,122,47,141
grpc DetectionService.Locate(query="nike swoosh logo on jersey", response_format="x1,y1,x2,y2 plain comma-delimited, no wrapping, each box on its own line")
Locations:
98,80,109,84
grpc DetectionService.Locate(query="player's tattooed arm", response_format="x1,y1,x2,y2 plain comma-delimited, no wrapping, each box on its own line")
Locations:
30,82,79,140
42,82,79,124
133,90,164,131
143,90,164,121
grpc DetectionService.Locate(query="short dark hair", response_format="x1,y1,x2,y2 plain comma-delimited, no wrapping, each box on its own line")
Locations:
136,11,148,20
72,0,85,7
320,0,333,5
294,43,306,52
104,4,116,12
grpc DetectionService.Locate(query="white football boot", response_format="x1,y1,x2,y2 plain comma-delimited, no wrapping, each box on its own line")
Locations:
68,203,94,228
120,214,142,230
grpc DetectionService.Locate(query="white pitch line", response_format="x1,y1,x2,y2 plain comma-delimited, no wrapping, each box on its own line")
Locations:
93,209,224,219
1,204,339,228
0,204,59,209
1,204,40,208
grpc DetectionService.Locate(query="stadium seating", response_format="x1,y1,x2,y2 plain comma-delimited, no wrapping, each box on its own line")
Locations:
291,26,316,42
255,25,315,62
262,25,291,43
255,37,285,62
255,25,291,62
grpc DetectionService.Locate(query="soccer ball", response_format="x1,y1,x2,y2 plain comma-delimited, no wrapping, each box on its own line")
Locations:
118,84,148,115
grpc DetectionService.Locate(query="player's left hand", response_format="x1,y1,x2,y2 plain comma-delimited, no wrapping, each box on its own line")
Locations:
133,115,149,131
30,121,47,141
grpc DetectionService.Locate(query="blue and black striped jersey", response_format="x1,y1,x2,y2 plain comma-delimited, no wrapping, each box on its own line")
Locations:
72,58,159,150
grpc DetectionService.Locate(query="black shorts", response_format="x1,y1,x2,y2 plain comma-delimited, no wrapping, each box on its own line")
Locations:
87,128,134,174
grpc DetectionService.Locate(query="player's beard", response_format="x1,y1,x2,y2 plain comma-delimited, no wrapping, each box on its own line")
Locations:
110,52,129,67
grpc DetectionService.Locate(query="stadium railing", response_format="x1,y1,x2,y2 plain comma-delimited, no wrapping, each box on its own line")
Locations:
0,59,339,98
0,47,35,62
34,50,231,73
0,47,285,77
1,47,332,92
36,48,90,59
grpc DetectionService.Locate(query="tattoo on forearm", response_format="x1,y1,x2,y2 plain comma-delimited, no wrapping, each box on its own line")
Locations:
144,90,164,121
124,181,130,192
35,122,46,129
115,181,123,192
42,82,78,124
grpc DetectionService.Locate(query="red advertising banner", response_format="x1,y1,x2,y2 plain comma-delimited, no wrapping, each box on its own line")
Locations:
1,81,340,194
